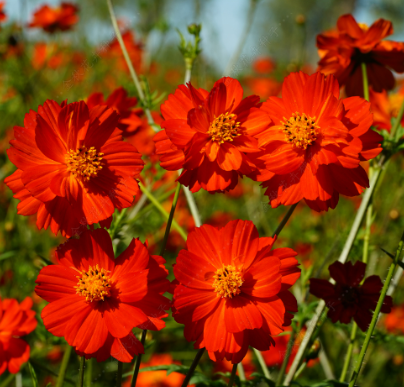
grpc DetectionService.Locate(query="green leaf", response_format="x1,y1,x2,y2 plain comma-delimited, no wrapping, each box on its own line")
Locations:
28,362,39,387
250,372,276,386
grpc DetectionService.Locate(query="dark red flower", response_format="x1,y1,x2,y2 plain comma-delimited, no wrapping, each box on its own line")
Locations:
309,261,392,331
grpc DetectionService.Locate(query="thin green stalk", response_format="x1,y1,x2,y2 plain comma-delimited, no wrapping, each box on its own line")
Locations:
0,373,15,387
106,0,156,130
272,202,298,238
56,344,72,387
253,348,271,379
294,362,307,380
110,208,127,239
339,322,358,382
160,182,182,255
390,95,404,139
85,357,93,386
237,363,246,381
276,329,296,386
130,330,147,387
348,232,404,387
139,182,187,240
227,364,238,387
116,361,123,387
284,168,383,385
181,348,205,387
77,357,85,387
223,0,259,76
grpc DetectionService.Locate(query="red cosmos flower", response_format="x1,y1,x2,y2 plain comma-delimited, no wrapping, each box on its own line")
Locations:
384,304,404,334
0,297,37,375
309,261,392,331
28,2,79,33
87,87,143,137
172,219,300,363
317,14,404,97
250,71,383,212
370,86,404,131
253,57,276,74
4,100,144,237
0,2,7,23
35,229,170,362
154,77,271,193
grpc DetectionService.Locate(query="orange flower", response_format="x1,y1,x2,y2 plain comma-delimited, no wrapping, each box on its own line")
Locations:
123,354,190,387
370,85,404,130
317,14,404,97
35,229,170,362
100,31,143,74
384,304,404,334
87,87,143,137
0,2,7,23
250,71,383,211
0,297,37,375
32,42,66,70
154,77,271,193
172,219,300,363
244,76,282,100
28,2,79,33
5,100,144,237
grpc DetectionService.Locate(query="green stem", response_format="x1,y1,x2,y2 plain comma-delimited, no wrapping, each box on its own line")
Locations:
116,361,123,387
110,208,127,240
272,202,298,238
348,233,404,387
339,322,358,382
130,330,147,387
138,182,187,240
106,0,156,130
0,374,16,387
361,62,370,102
237,363,246,381
77,357,85,387
294,362,307,380
160,182,182,255
276,329,296,386
284,168,383,386
181,348,205,387
390,96,404,140
253,348,271,379
227,364,238,387
85,357,93,386
56,344,72,387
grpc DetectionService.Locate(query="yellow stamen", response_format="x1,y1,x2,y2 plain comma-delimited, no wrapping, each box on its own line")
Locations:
65,146,103,181
281,112,319,150
212,265,243,298
207,112,241,144
75,264,112,302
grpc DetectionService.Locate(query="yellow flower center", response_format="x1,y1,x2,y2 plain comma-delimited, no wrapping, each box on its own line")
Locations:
75,264,112,302
207,112,241,144
282,112,319,150
65,146,103,181
212,265,243,298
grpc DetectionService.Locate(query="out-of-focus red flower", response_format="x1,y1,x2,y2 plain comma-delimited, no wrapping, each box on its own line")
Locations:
214,350,256,378
123,353,191,387
384,304,404,334
5,100,144,237
244,76,282,100
205,211,235,227
0,2,7,23
0,269,13,285
0,297,37,375
35,229,170,362
250,71,383,212
154,77,271,193
253,57,276,74
172,219,300,363
317,14,404,97
309,261,392,331
28,2,79,33
87,87,142,137
100,31,143,74
46,345,63,363
32,43,66,70
370,85,404,130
